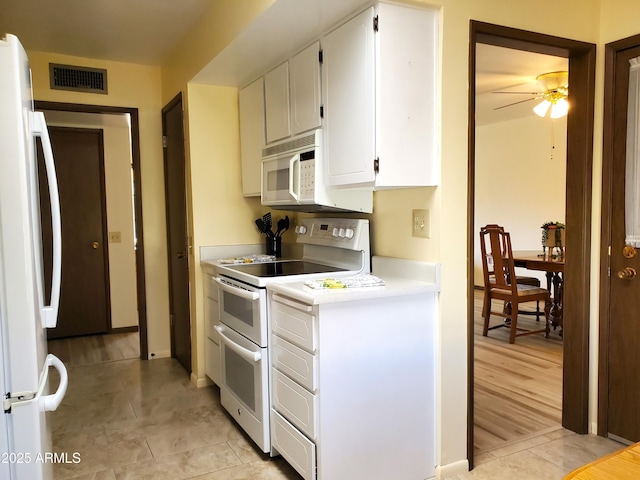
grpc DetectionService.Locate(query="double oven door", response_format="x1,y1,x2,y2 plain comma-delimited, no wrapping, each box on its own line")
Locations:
215,275,270,453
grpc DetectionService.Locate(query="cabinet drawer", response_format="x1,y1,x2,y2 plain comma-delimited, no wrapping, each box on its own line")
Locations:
272,335,317,392
205,297,219,340
205,337,220,385
271,295,317,353
272,409,316,480
272,369,317,440
205,274,218,301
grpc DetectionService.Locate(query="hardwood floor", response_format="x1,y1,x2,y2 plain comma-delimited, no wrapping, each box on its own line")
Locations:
48,331,140,366
473,289,564,455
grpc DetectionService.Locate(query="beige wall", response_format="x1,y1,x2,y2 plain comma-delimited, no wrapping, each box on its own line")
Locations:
474,116,567,286
29,51,171,357
184,83,265,385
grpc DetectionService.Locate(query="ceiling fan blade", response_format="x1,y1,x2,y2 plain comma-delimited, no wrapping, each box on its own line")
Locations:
494,97,538,110
492,91,541,95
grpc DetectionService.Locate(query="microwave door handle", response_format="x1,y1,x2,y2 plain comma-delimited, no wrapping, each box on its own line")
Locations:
214,325,261,362
289,153,300,202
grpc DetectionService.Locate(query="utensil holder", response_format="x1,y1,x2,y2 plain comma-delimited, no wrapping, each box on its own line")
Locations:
266,236,282,258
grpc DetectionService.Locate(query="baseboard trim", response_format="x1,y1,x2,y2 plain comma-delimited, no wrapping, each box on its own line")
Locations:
436,459,469,478
108,325,139,334
148,350,171,359
191,373,213,388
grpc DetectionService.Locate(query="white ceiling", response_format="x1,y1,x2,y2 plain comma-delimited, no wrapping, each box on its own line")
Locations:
475,44,568,126
0,0,213,65
1,1,569,125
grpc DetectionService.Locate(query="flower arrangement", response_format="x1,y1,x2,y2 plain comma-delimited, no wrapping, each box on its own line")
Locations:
541,221,565,255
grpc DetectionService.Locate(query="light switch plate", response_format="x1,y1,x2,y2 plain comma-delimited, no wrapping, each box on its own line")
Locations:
412,209,430,238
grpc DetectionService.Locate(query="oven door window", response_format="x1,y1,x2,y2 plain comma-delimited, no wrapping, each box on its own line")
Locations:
217,278,267,347
217,325,265,421
222,291,255,329
225,346,256,411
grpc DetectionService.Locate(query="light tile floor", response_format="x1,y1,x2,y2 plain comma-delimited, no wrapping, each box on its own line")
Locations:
49,356,624,479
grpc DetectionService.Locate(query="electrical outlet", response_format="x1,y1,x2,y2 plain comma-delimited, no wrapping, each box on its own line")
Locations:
412,209,430,238
108,231,122,243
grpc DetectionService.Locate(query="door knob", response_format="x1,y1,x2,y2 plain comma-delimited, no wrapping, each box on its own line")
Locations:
618,266,637,280
92,242,99,249
623,245,637,259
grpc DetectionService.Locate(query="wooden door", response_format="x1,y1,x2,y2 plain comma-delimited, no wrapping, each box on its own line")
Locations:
605,43,640,443
38,127,110,339
162,94,191,374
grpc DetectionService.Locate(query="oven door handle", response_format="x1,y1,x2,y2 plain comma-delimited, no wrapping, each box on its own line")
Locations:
215,277,260,301
215,325,261,362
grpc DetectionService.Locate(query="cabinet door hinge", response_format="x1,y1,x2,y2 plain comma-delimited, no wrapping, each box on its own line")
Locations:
373,15,379,32
162,135,167,148
319,49,323,64
374,157,380,174
320,105,324,118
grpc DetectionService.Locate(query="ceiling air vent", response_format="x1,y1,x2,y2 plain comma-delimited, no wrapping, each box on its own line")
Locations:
49,63,108,94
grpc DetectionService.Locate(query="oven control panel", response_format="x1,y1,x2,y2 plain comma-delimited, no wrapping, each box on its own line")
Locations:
295,218,369,250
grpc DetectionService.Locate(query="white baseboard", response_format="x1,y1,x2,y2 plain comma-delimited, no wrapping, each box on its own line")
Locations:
147,350,171,359
435,459,470,478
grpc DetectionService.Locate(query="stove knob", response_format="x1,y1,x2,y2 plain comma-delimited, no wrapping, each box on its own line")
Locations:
345,228,354,239
296,225,307,235
338,228,346,238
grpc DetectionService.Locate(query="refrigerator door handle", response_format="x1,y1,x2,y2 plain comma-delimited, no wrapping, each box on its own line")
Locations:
3,354,68,413
31,111,62,329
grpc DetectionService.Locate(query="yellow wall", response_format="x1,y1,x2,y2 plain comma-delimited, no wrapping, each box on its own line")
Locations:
29,52,171,357
184,83,265,385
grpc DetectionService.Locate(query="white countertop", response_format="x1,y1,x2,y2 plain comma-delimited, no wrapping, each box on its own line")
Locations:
268,256,440,305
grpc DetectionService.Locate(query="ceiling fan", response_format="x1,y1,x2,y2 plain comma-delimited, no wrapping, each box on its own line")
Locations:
493,71,569,118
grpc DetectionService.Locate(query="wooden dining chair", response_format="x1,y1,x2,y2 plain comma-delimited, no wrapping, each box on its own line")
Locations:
481,224,542,322
479,224,550,343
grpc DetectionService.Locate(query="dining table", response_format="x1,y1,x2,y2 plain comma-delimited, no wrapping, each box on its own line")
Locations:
512,250,564,335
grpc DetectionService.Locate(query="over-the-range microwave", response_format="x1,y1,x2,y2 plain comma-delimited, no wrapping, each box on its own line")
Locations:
261,129,372,213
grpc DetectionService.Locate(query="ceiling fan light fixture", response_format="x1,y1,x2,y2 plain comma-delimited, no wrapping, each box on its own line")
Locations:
533,99,551,117
550,97,569,118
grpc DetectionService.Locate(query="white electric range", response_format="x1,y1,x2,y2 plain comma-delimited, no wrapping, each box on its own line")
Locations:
212,217,370,453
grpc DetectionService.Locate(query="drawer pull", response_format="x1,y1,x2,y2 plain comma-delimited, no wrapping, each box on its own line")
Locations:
273,294,313,312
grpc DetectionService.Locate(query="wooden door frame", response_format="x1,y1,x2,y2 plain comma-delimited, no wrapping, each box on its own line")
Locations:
468,21,596,467
598,33,640,437
35,101,149,360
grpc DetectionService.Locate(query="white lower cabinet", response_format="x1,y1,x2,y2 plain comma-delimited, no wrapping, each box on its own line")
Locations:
268,287,437,480
203,271,221,385
271,410,316,480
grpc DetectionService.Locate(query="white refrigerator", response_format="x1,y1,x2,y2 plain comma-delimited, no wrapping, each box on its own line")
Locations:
0,34,68,479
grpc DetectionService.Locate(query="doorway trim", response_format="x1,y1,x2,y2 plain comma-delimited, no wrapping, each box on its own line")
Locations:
468,21,596,467
35,100,149,360
598,33,640,437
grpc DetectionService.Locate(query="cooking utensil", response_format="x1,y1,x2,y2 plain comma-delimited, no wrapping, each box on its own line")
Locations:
275,217,287,237
255,218,266,235
263,212,273,236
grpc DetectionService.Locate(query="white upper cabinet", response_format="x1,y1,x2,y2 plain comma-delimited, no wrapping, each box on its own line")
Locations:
265,61,291,144
289,42,322,136
322,8,376,186
322,2,439,189
265,43,322,144
239,77,265,197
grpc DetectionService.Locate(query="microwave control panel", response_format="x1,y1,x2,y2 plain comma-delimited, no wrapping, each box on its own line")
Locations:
299,158,315,201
